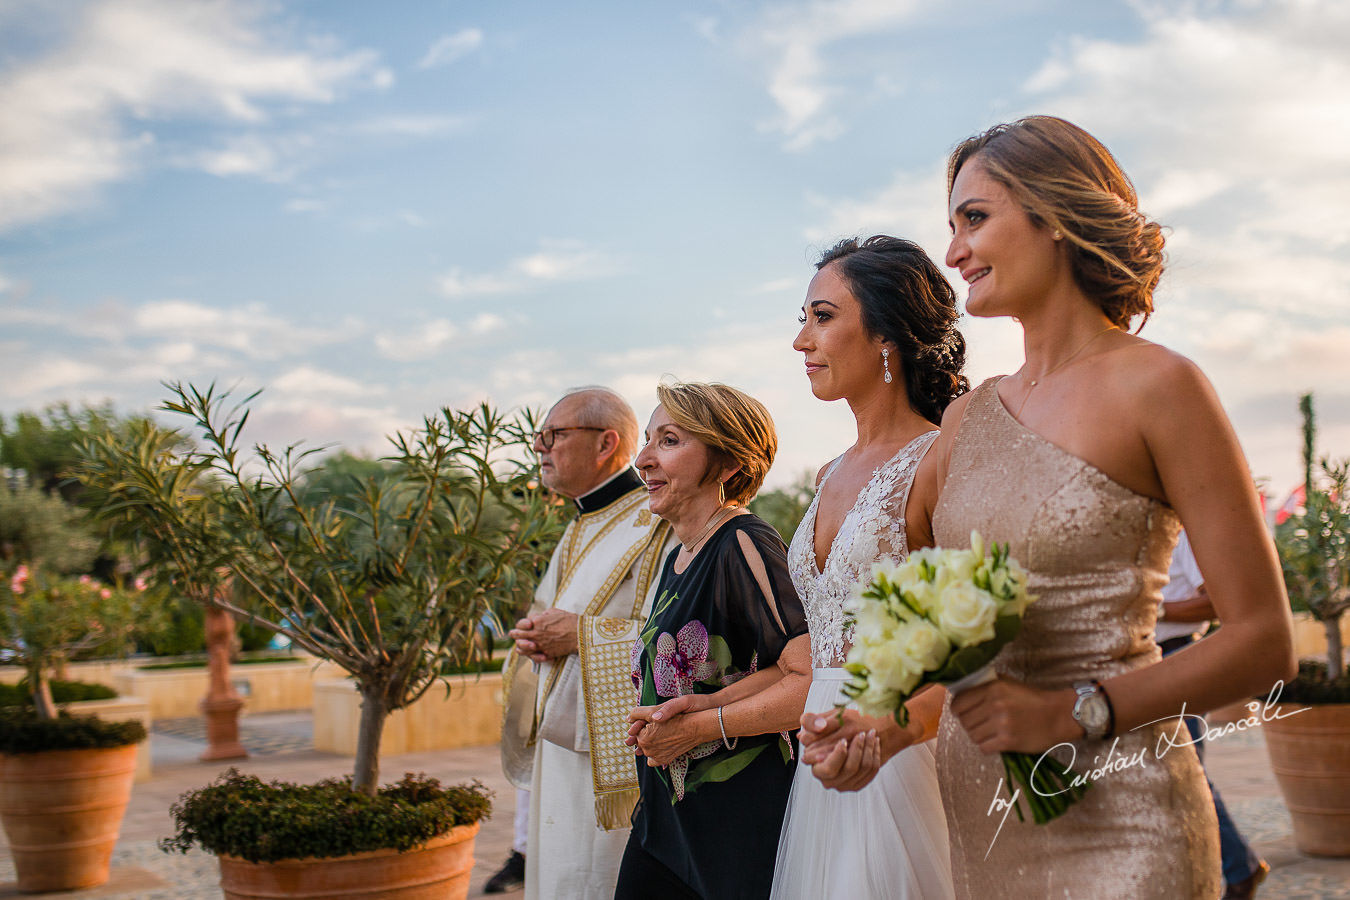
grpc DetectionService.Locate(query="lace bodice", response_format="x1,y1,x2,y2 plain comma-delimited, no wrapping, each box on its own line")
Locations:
787,431,939,667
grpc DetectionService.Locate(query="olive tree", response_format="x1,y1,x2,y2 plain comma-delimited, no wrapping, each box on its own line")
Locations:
80,384,566,793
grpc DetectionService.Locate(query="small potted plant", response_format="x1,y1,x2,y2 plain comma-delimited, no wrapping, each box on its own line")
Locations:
1265,393,1350,857
80,384,566,898
0,564,147,892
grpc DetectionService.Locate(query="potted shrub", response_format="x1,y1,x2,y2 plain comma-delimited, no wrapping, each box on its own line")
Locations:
80,384,565,898
1265,393,1350,857
0,565,147,892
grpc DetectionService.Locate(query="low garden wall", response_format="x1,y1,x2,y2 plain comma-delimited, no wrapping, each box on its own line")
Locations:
114,658,344,720
313,673,504,757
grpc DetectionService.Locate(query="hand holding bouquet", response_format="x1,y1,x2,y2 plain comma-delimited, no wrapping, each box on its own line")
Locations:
841,531,1089,824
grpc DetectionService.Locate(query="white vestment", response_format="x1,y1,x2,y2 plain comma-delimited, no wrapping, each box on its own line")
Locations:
523,483,672,900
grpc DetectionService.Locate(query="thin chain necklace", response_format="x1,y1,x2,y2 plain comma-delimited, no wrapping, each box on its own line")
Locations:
681,505,734,552
1014,324,1118,419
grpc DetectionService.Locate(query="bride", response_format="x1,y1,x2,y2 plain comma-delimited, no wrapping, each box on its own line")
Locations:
770,236,965,899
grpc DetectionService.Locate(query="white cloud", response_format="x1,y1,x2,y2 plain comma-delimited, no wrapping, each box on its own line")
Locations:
802,0,1350,489
373,312,504,361
284,197,326,214
375,319,457,360
418,29,484,69
437,240,615,298
347,114,468,138
187,133,309,180
750,0,921,150
271,366,379,399
129,299,361,359
0,0,385,230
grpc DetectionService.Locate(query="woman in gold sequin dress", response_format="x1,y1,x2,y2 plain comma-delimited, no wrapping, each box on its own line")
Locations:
809,117,1296,899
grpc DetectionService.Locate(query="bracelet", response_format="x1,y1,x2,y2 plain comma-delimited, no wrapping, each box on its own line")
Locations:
717,706,738,750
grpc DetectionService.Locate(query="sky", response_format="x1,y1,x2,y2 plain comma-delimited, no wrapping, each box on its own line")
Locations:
1,0,1347,499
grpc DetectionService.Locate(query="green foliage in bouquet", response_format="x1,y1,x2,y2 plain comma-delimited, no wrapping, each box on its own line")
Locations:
161,770,491,863
842,532,1088,825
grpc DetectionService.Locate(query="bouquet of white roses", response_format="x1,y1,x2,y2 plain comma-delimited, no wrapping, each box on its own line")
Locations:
841,530,1088,824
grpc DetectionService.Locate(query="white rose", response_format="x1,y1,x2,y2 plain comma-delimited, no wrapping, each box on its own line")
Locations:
850,599,895,642
936,581,999,647
897,618,951,672
863,644,922,695
856,681,899,718
933,548,979,594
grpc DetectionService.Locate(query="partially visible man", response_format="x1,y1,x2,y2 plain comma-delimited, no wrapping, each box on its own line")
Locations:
1158,531,1268,900
492,387,672,899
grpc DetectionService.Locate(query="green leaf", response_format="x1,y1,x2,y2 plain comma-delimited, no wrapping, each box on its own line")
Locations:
682,742,768,793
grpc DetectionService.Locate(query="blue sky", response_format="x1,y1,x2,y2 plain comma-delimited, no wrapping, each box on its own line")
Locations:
2,0,1346,497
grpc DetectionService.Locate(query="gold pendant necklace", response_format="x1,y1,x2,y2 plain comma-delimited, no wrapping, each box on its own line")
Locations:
1015,324,1118,419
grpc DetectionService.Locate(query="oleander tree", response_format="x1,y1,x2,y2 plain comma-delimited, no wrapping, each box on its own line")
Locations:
0,487,144,718
79,383,567,793
1274,393,1350,682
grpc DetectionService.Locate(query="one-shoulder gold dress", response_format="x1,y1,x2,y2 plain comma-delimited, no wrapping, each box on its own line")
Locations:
931,378,1220,899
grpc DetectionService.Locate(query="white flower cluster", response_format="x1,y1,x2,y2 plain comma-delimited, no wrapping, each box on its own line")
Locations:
842,531,1036,720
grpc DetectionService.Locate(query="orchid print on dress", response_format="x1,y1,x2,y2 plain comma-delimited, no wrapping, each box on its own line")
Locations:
634,592,794,802
653,619,718,697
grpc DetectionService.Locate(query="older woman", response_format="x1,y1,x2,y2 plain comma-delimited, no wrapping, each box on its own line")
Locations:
616,381,810,900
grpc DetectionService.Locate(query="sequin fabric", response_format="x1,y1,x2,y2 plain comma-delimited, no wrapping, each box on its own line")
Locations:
931,378,1220,900
787,431,939,667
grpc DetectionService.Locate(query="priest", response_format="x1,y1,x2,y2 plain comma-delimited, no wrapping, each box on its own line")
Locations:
499,387,673,899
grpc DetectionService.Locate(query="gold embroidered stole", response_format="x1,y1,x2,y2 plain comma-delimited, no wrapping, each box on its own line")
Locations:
579,525,670,829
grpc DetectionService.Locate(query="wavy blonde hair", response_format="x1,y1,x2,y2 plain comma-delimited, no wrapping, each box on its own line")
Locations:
947,116,1165,331
655,381,776,505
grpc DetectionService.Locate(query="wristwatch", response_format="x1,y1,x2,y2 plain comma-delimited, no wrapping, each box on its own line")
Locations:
1071,680,1114,740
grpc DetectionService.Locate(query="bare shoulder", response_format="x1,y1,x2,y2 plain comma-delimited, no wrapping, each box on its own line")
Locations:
1098,340,1219,418
930,382,985,486
814,455,842,488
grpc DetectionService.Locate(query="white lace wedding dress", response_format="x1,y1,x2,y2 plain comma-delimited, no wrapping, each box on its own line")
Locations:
769,431,954,900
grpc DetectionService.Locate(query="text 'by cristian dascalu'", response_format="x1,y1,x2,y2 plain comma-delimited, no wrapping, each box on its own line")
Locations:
982,680,1307,857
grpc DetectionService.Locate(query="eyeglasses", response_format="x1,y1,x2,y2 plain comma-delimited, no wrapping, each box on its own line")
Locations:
532,426,604,450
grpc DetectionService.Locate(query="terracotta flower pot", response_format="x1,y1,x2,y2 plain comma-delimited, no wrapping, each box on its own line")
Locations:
0,743,138,892
1263,702,1350,856
217,821,480,900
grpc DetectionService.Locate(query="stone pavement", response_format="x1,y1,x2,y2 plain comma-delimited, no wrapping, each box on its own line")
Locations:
1,710,1347,898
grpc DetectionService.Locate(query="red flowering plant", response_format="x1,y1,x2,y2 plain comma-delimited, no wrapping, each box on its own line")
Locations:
0,564,145,720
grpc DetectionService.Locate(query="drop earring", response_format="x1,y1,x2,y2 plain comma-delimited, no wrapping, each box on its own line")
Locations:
882,347,892,384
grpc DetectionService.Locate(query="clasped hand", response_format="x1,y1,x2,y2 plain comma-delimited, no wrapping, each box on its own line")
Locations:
625,694,710,767
507,608,579,663
798,708,888,792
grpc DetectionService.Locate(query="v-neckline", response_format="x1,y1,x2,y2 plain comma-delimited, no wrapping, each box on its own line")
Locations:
807,432,935,576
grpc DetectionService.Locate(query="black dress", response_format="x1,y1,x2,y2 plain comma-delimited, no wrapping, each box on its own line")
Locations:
618,514,808,900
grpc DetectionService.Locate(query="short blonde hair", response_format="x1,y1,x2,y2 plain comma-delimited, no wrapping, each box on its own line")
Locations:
655,381,776,505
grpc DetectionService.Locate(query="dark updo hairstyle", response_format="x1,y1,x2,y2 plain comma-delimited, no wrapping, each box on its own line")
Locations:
946,115,1165,331
816,235,969,425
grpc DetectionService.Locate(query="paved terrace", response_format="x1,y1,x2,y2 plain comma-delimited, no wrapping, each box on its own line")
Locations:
1,710,1347,898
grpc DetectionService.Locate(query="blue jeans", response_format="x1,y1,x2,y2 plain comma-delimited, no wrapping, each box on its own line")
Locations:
1163,638,1259,886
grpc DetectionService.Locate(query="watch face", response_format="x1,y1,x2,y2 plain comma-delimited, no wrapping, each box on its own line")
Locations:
1079,694,1109,731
